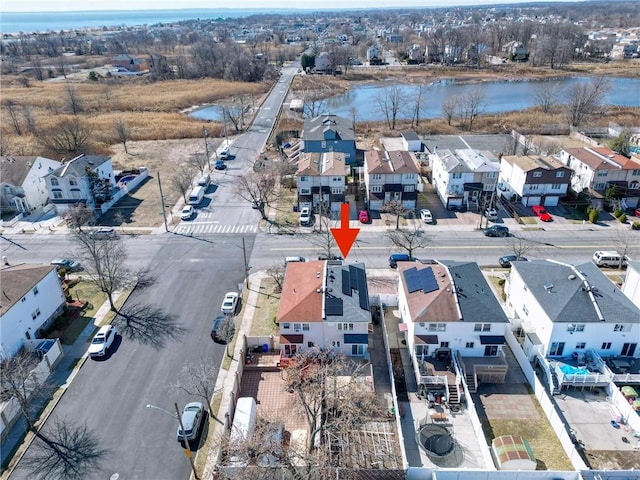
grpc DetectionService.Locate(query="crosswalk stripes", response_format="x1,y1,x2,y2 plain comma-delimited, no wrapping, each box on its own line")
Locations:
173,223,258,235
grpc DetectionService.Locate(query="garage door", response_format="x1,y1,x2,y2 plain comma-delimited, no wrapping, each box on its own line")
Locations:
369,200,383,211
524,196,541,207
544,196,559,207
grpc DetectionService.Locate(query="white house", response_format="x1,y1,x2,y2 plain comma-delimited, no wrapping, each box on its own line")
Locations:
0,156,62,215
499,154,573,207
363,150,420,211
44,154,116,216
401,131,422,152
0,263,66,359
276,261,370,366
397,260,510,399
430,149,500,210
621,261,640,307
507,259,640,361
296,152,348,215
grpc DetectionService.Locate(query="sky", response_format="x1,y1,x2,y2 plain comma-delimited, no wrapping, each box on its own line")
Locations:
1,0,579,13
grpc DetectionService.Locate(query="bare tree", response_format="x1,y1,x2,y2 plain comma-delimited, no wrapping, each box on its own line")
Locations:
170,164,195,202
442,95,461,126
72,232,131,313
532,81,562,114
39,117,92,156
170,358,219,415
234,170,278,221
114,118,132,154
188,153,208,175
412,84,426,127
266,263,285,293
382,199,409,230
462,87,485,130
305,215,342,260
387,223,431,258
2,352,107,480
508,235,535,260
63,84,83,115
563,76,610,127
22,105,37,134
4,100,23,135
375,85,407,130
65,203,95,232
609,228,636,270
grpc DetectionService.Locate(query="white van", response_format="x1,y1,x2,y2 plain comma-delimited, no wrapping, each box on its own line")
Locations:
188,186,205,206
229,397,257,465
220,146,230,160
197,173,210,188
284,256,306,266
592,250,629,268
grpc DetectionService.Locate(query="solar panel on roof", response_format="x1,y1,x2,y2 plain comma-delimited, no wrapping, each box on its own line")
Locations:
358,272,369,311
349,265,359,291
342,269,351,296
420,267,439,294
325,296,343,316
403,267,422,293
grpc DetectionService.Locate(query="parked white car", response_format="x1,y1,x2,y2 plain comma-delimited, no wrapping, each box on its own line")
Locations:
180,205,194,220
221,292,239,315
420,209,433,223
299,207,312,226
88,325,116,357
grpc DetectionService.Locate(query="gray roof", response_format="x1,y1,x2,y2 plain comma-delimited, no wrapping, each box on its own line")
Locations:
325,262,370,322
0,156,37,186
0,263,58,315
512,260,640,323
303,115,355,142
441,260,509,324
47,155,111,179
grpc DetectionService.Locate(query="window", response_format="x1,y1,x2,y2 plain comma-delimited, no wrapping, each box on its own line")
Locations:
293,323,301,331
337,323,354,331
596,170,608,177
300,188,311,194
632,170,640,176
300,176,309,182
575,342,586,349
69,177,77,186
21,297,26,303
404,174,414,180
33,287,39,295
440,341,449,348
474,323,490,332
282,323,290,330
555,171,565,178
351,344,365,355
522,305,529,316
428,323,446,332
31,309,40,320
331,187,342,194
52,189,63,199
486,172,497,179
51,178,59,186
321,141,326,149
452,173,462,179
332,177,341,182
594,183,606,190
371,185,383,193
567,323,585,332
415,345,429,357
403,185,414,193
614,324,630,332
372,174,382,180
601,342,612,350
529,184,539,191
551,183,562,190
533,172,542,178
302,323,310,331
465,342,474,348
307,341,315,348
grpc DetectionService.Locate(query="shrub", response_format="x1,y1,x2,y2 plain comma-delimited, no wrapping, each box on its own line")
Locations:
587,207,599,223
632,221,640,230
619,213,627,223
613,208,623,218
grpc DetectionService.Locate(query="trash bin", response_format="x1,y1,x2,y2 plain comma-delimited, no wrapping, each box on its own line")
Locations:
293,206,298,212
263,343,269,353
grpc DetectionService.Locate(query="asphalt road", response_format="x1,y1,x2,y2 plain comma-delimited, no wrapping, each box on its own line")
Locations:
9,233,255,480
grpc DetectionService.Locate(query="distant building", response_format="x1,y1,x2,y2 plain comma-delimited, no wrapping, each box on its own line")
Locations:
302,115,356,165
112,54,148,72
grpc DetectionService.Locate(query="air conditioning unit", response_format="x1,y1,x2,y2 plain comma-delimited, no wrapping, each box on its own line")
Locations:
294,328,301,333
420,323,425,327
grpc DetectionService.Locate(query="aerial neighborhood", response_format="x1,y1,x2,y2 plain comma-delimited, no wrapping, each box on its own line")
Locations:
1,1,640,480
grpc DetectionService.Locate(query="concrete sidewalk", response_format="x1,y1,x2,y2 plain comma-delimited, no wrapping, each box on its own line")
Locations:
1,290,124,475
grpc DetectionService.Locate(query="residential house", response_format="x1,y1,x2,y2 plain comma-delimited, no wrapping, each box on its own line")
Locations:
0,263,66,359
302,115,356,165
621,261,640,307
401,131,422,152
506,260,640,391
366,45,382,64
397,260,510,399
296,152,348,215
559,146,640,207
502,40,528,61
407,44,424,63
0,156,62,215
314,52,332,72
499,154,573,207
112,54,148,72
363,150,419,211
277,261,371,366
43,154,116,216
430,148,500,210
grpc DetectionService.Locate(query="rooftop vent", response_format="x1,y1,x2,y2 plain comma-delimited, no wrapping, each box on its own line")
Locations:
568,274,576,280
544,283,554,292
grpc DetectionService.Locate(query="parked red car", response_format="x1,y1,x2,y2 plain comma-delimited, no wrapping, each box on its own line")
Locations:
635,208,640,218
532,205,552,222
358,210,370,223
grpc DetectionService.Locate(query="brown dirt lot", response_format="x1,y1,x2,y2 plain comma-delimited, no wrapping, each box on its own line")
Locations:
98,137,229,228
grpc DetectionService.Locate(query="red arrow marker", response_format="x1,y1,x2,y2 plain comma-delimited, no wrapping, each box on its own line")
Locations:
330,203,360,258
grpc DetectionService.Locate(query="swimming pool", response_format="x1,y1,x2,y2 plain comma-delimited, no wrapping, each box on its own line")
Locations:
560,365,589,375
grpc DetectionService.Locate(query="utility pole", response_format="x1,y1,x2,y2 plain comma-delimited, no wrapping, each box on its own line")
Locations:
174,403,200,480
242,236,249,288
203,127,211,171
157,172,169,233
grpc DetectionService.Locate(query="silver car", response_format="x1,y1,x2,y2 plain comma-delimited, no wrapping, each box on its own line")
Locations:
177,402,205,443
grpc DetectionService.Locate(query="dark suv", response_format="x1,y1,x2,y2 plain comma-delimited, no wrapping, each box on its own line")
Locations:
388,253,414,268
484,225,509,237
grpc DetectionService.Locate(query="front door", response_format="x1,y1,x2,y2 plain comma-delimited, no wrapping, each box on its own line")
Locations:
621,343,637,357
484,345,498,356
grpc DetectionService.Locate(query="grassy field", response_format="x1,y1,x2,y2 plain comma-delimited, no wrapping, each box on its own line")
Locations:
249,278,280,336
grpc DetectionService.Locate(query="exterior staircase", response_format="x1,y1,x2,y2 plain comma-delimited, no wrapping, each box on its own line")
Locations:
448,383,461,404
465,372,477,393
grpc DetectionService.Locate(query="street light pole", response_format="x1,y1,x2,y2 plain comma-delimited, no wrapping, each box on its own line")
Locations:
242,236,249,288
157,173,169,233
145,404,200,480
